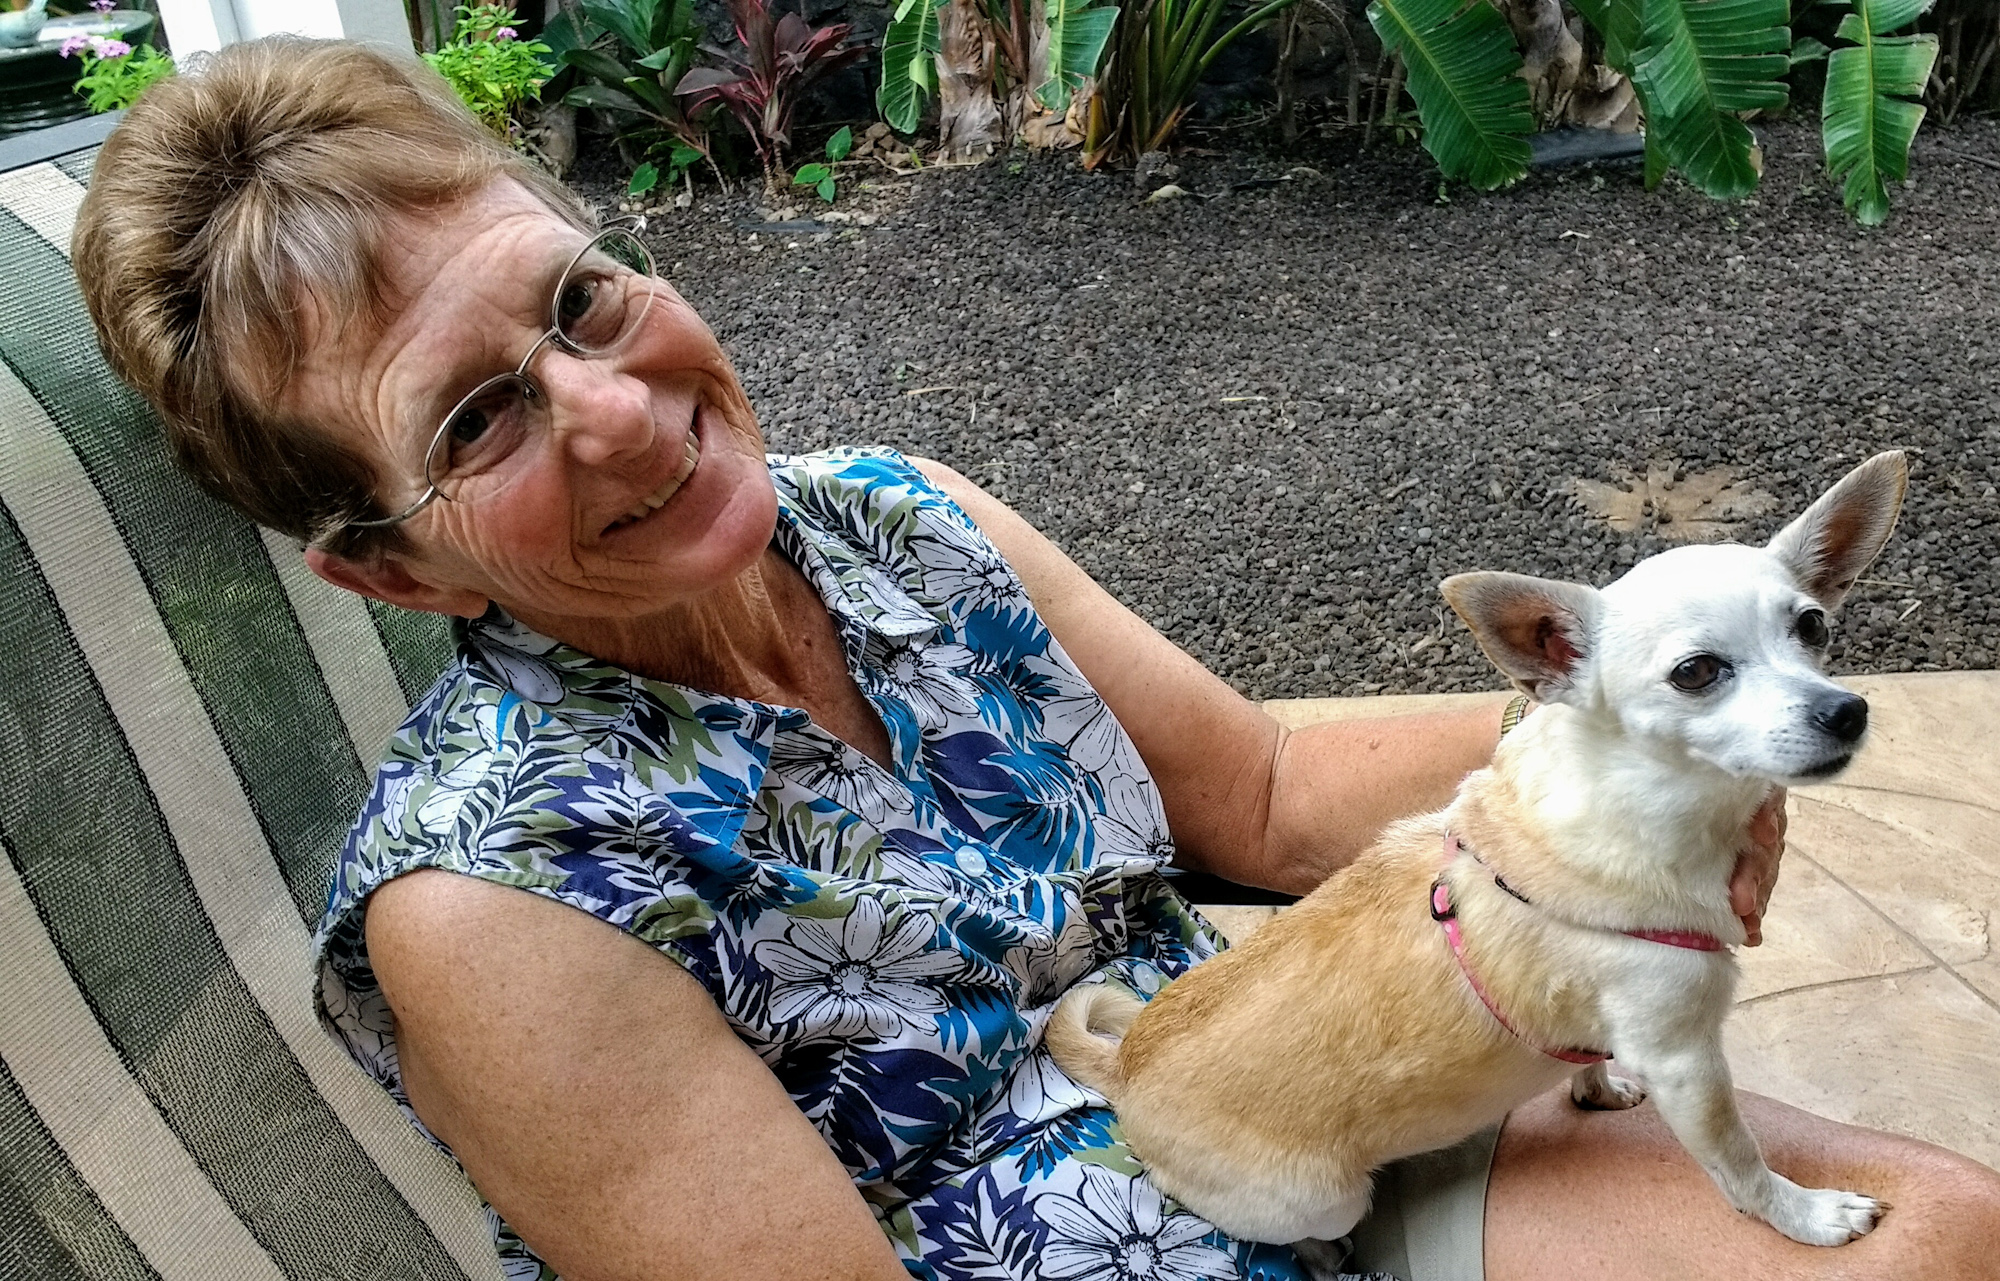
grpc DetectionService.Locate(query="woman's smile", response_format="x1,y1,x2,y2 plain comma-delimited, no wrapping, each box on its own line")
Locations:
606,418,702,532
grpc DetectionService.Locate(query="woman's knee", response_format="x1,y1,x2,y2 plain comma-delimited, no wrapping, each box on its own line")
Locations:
1877,1150,2000,1277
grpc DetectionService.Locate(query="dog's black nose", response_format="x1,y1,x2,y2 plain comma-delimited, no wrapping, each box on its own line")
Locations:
1813,693,1869,744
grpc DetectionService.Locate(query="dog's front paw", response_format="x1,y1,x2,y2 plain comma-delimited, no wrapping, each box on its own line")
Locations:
1764,1176,1888,1246
1571,1069,1647,1111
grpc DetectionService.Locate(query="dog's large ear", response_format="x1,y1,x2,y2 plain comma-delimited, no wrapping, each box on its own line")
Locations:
1442,572,1601,704
1765,451,1908,610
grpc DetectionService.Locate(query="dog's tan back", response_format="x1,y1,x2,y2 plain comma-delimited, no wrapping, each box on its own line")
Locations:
1047,771,1605,1244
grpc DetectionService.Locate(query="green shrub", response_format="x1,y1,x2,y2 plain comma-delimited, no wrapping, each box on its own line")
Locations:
422,4,554,144
63,35,175,114
554,0,713,196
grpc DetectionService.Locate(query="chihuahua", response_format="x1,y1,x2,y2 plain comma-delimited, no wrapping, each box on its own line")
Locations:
1046,451,1908,1249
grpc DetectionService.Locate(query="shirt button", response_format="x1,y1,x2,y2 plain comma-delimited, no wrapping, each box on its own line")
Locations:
954,847,987,877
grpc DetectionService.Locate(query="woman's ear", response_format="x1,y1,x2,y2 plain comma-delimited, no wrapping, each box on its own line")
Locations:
304,545,490,618
1441,571,1601,705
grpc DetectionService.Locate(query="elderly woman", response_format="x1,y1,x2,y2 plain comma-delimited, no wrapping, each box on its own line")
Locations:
74,36,1997,1281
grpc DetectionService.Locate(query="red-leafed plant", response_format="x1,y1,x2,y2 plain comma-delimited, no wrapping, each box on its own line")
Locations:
676,0,866,192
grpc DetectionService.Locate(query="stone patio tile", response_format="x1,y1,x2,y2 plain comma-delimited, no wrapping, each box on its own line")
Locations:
1726,967,2000,1170
1826,673,2000,809
1265,691,1498,730
1957,955,2000,1008
1786,790,1997,968
1735,853,1928,1002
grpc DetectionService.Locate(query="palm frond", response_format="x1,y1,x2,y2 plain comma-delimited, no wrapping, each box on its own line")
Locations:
1823,0,1939,225
1626,0,1792,200
878,0,948,133
1366,0,1535,190
1038,0,1118,111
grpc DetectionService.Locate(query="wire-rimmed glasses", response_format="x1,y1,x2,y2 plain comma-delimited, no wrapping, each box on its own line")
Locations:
339,219,657,535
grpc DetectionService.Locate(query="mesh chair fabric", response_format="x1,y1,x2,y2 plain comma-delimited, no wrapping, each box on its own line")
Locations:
0,148,501,1281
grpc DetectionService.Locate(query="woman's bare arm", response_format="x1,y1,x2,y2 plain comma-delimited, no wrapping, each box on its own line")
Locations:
912,457,1505,893
365,870,909,1281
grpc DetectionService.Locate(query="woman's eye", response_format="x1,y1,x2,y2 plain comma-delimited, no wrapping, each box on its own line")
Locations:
448,404,492,446
436,383,529,482
1796,609,1830,648
558,273,629,348
557,278,596,328
1669,654,1730,692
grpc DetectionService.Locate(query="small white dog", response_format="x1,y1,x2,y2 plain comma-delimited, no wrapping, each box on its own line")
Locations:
1046,451,1908,1249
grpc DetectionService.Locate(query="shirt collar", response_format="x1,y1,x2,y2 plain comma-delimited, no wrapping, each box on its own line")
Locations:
771,479,941,642
455,466,939,714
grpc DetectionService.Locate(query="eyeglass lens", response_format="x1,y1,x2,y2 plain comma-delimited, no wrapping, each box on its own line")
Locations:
424,227,656,496
553,229,654,352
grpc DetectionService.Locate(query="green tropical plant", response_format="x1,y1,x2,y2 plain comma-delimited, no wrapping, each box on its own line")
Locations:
878,0,946,132
1366,0,1936,223
877,0,1116,147
627,140,707,196
1084,0,1301,163
1365,0,1533,189
1039,0,1120,111
555,0,714,191
792,125,854,201
62,35,175,114
422,4,555,143
1822,0,1939,225
1625,0,1792,198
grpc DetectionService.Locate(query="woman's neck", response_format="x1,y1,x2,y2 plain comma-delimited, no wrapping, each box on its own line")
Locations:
511,545,821,701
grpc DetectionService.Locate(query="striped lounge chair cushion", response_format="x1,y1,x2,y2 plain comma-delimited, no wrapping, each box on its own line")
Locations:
1,147,507,1281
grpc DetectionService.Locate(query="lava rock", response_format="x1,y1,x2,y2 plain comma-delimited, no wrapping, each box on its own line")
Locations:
575,116,2000,699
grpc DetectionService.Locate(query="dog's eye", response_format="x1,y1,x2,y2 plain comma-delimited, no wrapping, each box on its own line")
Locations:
1669,655,1730,692
1796,609,1830,648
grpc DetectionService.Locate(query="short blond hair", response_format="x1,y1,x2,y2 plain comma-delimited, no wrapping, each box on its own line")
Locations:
74,36,590,555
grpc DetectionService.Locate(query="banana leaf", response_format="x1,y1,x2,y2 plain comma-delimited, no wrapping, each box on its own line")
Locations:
878,0,947,133
1626,0,1792,200
563,82,656,116
1038,0,1118,112
581,0,663,58
620,74,674,114
564,45,643,88
1570,0,1643,71
1366,0,1535,190
1823,0,1939,225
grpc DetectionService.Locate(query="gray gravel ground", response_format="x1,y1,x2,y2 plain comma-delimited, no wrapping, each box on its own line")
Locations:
577,117,2000,699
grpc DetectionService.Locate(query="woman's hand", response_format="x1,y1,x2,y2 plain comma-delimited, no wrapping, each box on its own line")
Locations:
1728,788,1788,946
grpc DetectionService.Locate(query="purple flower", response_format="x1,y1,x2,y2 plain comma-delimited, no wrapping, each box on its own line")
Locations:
93,37,131,57
495,26,517,38
59,34,89,57
90,0,116,12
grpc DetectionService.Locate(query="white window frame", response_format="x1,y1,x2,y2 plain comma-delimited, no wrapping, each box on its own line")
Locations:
153,0,413,57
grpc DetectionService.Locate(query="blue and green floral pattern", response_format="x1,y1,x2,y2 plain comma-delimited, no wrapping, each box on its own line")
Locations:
314,449,1307,1281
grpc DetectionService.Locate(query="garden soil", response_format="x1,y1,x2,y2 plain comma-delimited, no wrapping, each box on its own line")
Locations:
574,117,2000,699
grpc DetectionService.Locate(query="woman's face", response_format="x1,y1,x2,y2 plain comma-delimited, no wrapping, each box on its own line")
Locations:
293,178,777,626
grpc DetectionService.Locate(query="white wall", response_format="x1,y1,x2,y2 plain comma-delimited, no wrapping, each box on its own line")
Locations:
155,0,413,57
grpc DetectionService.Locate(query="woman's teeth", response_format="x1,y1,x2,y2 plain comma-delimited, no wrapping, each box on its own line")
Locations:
612,433,701,528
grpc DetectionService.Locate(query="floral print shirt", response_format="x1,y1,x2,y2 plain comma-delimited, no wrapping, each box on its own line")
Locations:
314,449,1308,1281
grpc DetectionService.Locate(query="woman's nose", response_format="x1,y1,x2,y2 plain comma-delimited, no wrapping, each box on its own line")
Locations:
539,352,653,465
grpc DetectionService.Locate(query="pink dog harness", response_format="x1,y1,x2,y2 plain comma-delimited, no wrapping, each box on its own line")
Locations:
1431,833,1727,1064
